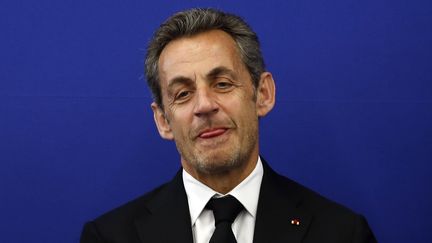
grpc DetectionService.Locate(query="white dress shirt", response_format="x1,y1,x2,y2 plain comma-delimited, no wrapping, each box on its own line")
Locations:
182,157,264,243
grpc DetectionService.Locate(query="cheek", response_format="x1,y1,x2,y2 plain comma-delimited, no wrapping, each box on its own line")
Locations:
170,125,190,145
219,91,251,109
167,111,193,138
226,104,257,129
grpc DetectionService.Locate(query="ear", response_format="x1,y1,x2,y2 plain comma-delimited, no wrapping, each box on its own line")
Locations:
151,102,174,140
256,72,276,117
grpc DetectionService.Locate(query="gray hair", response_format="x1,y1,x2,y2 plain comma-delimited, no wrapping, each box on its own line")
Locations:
145,8,266,108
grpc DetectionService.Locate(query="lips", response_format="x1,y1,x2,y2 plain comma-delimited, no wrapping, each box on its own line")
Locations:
198,128,227,139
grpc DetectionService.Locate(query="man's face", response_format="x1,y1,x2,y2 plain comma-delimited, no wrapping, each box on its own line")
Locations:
152,30,272,176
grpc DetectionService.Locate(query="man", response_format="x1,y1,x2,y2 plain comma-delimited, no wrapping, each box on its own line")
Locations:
80,8,376,243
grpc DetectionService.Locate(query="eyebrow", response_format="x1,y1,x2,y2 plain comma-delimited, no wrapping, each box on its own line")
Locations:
206,66,237,80
167,76,193,90
166,66,237,90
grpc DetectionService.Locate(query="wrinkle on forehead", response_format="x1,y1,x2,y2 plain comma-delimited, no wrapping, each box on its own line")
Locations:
158,30,244,85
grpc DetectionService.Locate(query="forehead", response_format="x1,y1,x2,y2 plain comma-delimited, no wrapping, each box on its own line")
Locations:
158,30,244,84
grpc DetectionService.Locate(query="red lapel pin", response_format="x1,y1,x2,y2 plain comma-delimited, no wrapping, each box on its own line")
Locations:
291,218,301,226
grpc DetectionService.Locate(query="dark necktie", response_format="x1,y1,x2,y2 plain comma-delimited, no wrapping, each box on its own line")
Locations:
205,195,244,243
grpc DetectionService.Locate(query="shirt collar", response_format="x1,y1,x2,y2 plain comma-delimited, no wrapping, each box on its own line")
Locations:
182,157,264,225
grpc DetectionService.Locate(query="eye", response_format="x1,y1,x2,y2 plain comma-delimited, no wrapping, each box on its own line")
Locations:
175,90,192,101
214,81,234,90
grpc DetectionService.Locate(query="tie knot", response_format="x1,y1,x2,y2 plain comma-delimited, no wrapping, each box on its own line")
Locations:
206,195,244,225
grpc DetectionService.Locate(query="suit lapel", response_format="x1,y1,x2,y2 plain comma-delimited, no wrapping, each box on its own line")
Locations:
132,160,312,243
134,170,194,243
253,160,312,243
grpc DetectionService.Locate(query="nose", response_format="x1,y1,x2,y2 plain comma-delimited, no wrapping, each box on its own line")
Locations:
193,88,219,117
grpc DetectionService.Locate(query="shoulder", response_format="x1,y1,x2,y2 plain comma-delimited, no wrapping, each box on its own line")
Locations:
80,182,169,243
270,170,376,242
262,159,361,218
279,173,353,214
98,182,166,222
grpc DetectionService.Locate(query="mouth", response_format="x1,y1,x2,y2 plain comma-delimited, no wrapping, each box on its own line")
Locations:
198,128,228,139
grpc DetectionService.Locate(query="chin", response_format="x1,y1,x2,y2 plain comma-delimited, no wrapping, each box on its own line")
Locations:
193,153,244,175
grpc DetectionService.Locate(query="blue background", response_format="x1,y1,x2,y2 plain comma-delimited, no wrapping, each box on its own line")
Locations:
1,0,431,242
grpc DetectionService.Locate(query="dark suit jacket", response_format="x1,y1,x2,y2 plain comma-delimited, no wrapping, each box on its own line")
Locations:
80,160,377,243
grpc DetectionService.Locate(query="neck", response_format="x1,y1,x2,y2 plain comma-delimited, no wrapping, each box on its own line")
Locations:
183,152,258,194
